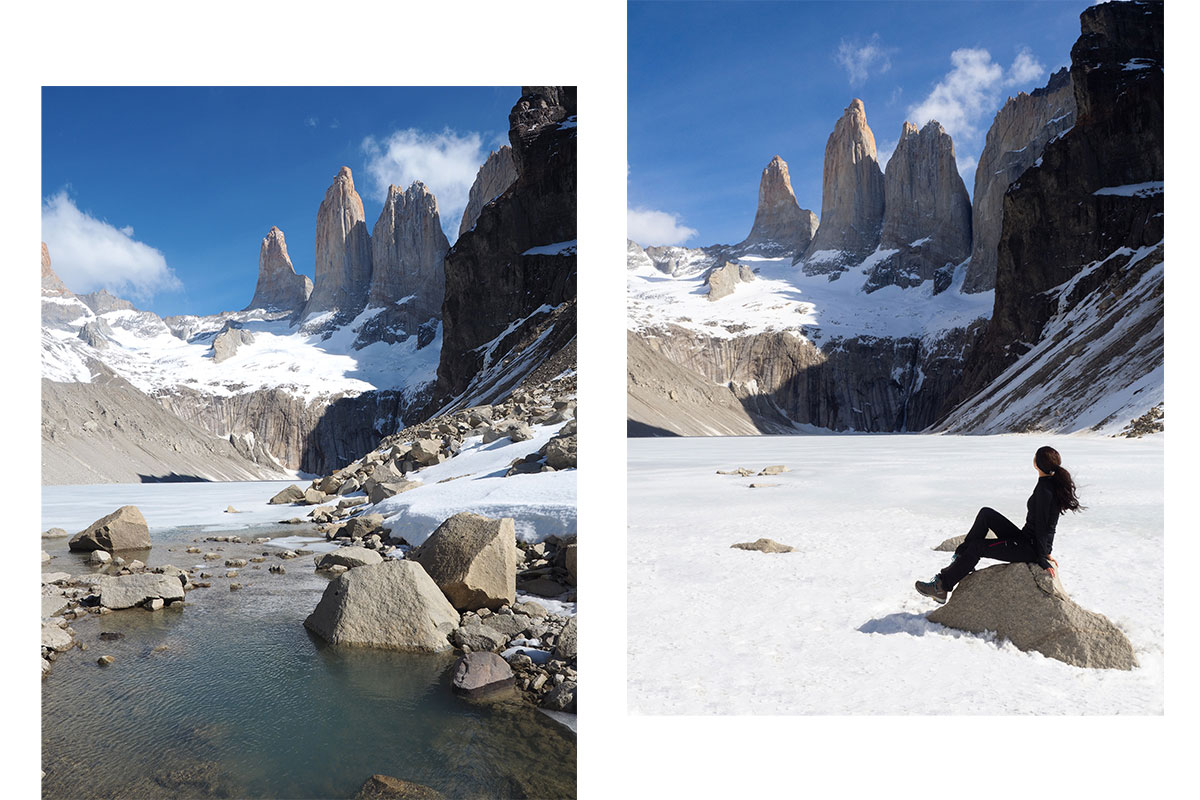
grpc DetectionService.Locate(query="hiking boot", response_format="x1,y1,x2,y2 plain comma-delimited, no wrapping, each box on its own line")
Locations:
915,575,948,604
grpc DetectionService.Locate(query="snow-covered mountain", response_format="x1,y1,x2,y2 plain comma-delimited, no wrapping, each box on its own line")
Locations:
627,1,1162,440
42,86,577,485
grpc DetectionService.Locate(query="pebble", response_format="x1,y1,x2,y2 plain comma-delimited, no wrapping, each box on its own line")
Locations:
97,656,115,667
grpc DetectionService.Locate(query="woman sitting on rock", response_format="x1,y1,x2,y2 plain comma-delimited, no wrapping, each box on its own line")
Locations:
915,445,1082,604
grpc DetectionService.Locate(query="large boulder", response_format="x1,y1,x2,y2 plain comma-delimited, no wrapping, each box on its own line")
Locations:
451,651,516,699
928,563,1138,670
412,513,517,611
68,506,151,552
97,573,186,610
269,485,306,505
315,547,383,570
303,561,459,652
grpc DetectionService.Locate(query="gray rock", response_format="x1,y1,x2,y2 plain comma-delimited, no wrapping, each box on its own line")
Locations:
41,621,74,652
303,488,327,505
518,577,566,597
513,600,548,618
452,623,509,653
339,514,385,540
553,616,577,660
354,774,446,800
97,573,186,610
42,593,68,619
758,465,789,475
730,538,795,553
303,560,459,652
368,480,422,504
933,533,995,552
705,261,757,302
413,512,517,611
316,546,384,570
928,562,1138,670
480,612,531,639
451,651,516,699
540,680,577,713
269,484,306,505
89,550,111,565
42,528,70,539
563,543,577,586
68,505,151,552
211,324,255,364
409,439,444,467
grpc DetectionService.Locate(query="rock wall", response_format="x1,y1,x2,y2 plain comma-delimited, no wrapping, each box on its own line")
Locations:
436,87,577,407
459,146,518,239
946,0,1163,419
964,68,1076,294
800,98,885,271
735,156,818,257
869,121,971,293
246,226,312,312
303,166,373,322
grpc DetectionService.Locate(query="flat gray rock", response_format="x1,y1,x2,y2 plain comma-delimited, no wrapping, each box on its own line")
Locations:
730,538,795,553
553,615,577,660
97,573,186,610
315,546,383,570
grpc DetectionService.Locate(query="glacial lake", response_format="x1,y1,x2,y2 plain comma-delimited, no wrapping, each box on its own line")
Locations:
41,481,576,799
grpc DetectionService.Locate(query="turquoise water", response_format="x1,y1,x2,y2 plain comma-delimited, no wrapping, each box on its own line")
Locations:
41,487,575,799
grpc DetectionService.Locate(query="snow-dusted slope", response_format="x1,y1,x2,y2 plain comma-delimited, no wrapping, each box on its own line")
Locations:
939,242,1163,435
43,300,439,402
628,244,992,345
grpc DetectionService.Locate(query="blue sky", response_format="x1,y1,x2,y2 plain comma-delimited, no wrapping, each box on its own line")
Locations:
42,86,518,316
628,0,1091,247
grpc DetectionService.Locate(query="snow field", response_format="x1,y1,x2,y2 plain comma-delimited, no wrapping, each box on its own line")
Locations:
627,434,1162,714
626,250,993,343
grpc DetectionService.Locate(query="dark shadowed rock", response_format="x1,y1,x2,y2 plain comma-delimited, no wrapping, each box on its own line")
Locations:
69,506,151,552
928,562,1137,670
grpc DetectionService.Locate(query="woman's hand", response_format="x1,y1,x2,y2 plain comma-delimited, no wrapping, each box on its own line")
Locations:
1047,555,1058,578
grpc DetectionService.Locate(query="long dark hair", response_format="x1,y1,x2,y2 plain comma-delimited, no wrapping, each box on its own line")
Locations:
1035,446,1083,514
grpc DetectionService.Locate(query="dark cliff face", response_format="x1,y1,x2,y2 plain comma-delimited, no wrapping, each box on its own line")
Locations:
435,87,577,406
948,0,1163,412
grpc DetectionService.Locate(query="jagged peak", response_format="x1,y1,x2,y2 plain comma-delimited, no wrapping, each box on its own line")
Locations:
900,121,919,139
847,98,866,115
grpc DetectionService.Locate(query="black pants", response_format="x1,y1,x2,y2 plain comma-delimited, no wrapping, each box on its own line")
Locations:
938,507,1038,591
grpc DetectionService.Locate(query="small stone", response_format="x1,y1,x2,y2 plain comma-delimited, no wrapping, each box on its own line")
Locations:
145,598,164,611
97,655,115,667
230,583,243,591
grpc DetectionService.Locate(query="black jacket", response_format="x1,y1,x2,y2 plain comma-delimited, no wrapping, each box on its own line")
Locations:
1022,476,1059,569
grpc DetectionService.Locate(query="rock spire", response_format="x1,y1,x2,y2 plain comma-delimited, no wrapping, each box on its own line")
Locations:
303,166,373,320
866,120,972,292
369,181,451,330
246,227,312,312
801,98,886,270
736,156,818,257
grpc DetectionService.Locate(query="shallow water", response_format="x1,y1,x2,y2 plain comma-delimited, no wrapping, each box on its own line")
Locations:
41,484,576,799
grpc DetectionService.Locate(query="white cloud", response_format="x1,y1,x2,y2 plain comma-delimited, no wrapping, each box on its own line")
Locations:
41,192,179,300
907,47,1049,145
305,116,319,127
1006,47,1046,86
836,34,893,87
956,154,979,188
361,128,489,239
627,207,698,247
